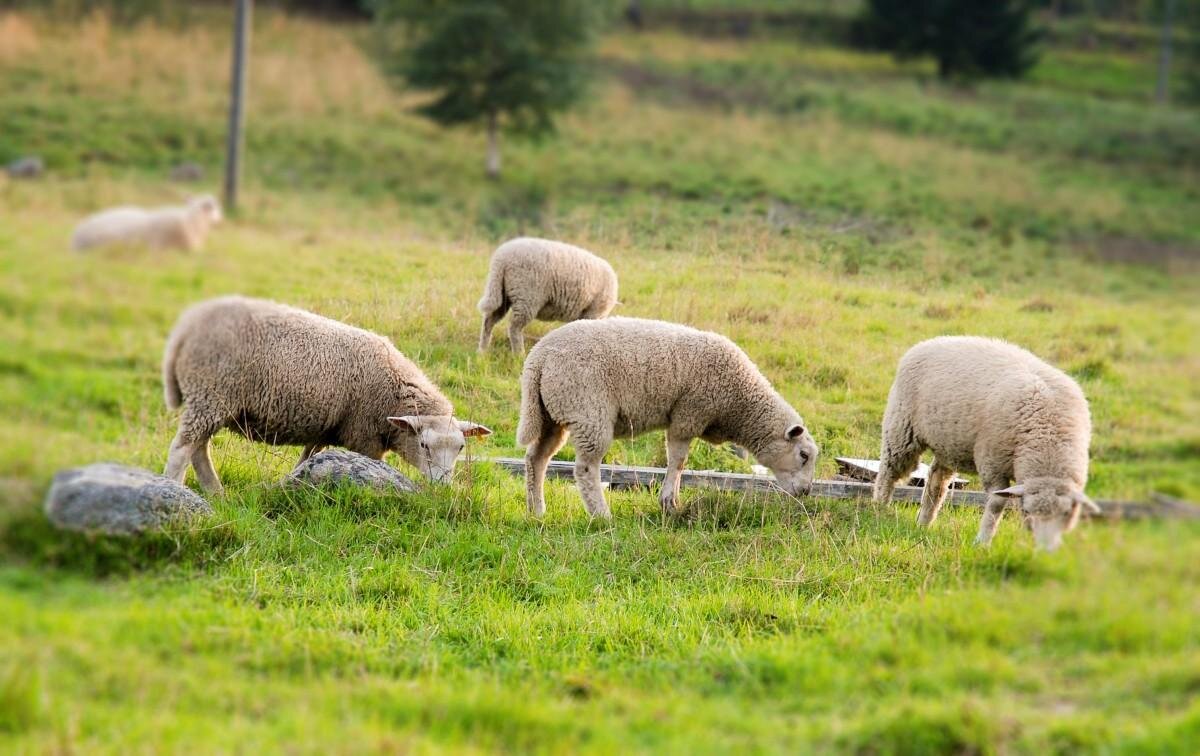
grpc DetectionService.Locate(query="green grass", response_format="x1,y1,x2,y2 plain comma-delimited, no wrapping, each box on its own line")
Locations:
1,7,1198,753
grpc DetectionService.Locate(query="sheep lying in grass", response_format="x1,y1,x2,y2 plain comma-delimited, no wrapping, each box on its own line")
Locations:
517,317,819,518
478,237,618,353
162,296,491,494
71,195,222,252
873,336,1098,551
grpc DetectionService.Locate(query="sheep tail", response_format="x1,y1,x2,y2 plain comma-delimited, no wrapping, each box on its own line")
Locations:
162,327,185,410
515,348,547,447
477,258,505,316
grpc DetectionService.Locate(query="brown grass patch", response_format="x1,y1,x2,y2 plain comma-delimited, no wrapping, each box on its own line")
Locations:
1020,297,1055,313
0,12,40,62
1,9,398,121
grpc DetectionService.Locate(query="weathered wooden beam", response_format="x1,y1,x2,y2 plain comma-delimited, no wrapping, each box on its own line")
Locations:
834,456,968,489
481,458,1200,522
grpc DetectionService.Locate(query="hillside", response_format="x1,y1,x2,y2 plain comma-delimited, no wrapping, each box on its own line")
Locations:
1,6,1198,753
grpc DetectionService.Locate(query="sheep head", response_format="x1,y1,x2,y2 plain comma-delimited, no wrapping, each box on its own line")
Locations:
387,416,492,483
995,479,1100,551
757,422,819,498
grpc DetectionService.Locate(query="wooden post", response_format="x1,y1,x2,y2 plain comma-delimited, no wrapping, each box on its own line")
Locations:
485,111,500,179
224,0,252,213
1156,0,1177,104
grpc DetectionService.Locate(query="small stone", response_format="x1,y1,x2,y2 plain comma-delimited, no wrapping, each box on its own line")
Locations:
6,156,44,178
286,450,419,493
45,463,212,536
169,162,205,182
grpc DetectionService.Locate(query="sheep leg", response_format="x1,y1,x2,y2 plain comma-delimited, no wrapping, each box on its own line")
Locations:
506,307,533,354
975,476,1012,546
916,460,953,527
478,308,505,352
190,439,224,495
659,435,692,514
299,444,325,464
524,424,568,517
574,454,610,519
572,438,611,519
164,431,196,484
874,423,923,504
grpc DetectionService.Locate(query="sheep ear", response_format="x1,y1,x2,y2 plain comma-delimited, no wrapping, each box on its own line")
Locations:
1072,491,1101,514
458,420,493,438
785,424,805,440
993,484,1026,498
387,416,420,434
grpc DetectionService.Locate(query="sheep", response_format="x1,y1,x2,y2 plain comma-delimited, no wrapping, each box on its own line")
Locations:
71,195,222,252
517,317,819,518
477,237,619,353
162,295,491,494
873,336,1098,551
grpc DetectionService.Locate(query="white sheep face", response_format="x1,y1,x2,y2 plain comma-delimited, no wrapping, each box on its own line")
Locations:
387,416,492,483
995,480,1098,552
190,195,223,224
757,423,819,497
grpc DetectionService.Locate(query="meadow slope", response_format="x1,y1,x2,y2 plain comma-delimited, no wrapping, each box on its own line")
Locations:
1,8,1198,753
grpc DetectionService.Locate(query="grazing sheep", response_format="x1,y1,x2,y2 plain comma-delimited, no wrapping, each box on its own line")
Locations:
873,336,1098,551
477,237,619,353
71,195,222,252
517,317,819,518
162,296,491,494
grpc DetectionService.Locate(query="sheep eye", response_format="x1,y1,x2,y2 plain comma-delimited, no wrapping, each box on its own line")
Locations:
799,451,810,464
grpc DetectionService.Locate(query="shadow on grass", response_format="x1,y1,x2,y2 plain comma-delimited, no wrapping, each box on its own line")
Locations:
251,479,492,524
0,503,242,578
843,702,1001,756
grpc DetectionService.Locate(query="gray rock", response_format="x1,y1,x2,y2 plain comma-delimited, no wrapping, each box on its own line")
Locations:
45,463,212,536
286,450,419,493
169,161,205,182
6,156,44,178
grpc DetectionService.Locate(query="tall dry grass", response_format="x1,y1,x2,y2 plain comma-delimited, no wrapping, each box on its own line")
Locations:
0,7,399,120
0,11,39,62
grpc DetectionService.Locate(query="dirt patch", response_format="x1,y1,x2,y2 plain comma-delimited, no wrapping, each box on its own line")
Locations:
766,199,900,244
1020,297,1056,313
605,60,768,110
1078,237,1200,273
632,8,855,42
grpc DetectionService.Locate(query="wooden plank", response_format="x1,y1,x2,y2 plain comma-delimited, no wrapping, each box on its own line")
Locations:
479,457,1200,521
834,456,968,489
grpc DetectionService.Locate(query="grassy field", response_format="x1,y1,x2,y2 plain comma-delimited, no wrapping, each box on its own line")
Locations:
2,7,1199,753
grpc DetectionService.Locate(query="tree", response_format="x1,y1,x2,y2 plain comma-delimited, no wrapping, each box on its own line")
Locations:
371,0,608,178
857,0,1043,80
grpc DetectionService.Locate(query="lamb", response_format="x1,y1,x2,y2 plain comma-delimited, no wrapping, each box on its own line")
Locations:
477,237,619,353
873,336,1099,551
162,295,491,494
71,195,222,252
517,317,819,518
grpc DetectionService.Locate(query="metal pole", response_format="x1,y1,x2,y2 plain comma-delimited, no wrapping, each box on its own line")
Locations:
224,0,251,213
1156,0,1176,104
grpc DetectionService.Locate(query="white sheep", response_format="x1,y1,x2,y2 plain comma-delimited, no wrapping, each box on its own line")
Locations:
873,336,1098,551
71,195,222,252
162,295,491,494
517,317,819,518
477,237,619,353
